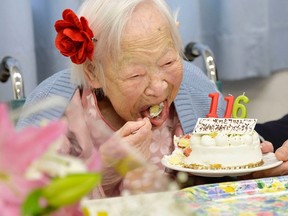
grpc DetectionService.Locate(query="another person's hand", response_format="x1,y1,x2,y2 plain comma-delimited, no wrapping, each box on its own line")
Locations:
260,140,274,153
251,140,288,178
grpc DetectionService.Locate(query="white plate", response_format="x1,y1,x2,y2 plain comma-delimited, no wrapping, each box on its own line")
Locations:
161,152,283,177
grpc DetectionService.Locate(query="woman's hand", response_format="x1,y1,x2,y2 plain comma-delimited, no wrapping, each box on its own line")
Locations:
98,118,153,196
115,117,152,160
100,117,152,165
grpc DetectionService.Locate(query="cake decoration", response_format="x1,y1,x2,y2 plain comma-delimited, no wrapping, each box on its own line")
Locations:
193,118,257,135
163,92,264,171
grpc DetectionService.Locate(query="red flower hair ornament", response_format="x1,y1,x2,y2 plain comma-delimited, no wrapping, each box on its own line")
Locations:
54,9,95,64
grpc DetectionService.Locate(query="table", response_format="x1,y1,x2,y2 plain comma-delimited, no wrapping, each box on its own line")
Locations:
81,175,288,215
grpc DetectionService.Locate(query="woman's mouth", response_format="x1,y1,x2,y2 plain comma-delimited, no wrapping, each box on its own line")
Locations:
140,101,169,127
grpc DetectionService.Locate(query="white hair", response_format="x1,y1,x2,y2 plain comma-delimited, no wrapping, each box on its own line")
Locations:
70,0,183,88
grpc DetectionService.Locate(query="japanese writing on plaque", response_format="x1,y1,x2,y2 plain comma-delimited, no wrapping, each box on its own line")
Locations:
193,118,257,135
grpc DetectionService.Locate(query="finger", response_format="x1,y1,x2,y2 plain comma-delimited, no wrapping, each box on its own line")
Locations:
128,118,152,144
275,140,288,161
260,141,274,153
133,117,152,135
117,120,146,136
252,161,288,178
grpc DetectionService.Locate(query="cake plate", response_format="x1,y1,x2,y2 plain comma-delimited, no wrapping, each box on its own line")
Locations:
161,153,283,177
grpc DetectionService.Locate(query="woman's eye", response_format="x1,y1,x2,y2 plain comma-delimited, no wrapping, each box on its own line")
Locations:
165,61,173,66
129,74,141,79
163,60,175,67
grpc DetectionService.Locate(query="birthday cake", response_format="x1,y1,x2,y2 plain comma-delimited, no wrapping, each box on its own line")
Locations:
165,118,264,170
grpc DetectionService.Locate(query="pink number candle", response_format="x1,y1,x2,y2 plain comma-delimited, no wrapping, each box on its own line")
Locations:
206,92,219,118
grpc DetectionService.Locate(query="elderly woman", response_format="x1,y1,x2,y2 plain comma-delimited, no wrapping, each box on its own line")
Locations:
17,0,288,199
18,0,227,197
33,0,288,201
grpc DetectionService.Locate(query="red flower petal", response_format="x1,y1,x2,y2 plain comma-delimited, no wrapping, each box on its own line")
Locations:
54,9,95,65
80,17,94,38
54,20,74,33
77,43,86,59
71,45,86,64
62,9,82,30
55,33,77,57
63,29,85,42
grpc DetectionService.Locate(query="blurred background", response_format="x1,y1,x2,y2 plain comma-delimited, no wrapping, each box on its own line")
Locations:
1,0,288,123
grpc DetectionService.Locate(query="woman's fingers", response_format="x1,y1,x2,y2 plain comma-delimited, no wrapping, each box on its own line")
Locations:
117,118,151,137
117,120,146,136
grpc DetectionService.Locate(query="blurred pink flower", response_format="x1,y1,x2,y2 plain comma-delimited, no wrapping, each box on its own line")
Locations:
0,103,67,214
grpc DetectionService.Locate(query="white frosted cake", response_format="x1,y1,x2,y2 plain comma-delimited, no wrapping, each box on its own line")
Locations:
166,118,264,170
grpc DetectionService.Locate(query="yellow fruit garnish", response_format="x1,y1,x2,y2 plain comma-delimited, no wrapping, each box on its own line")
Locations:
178,138,190,148
210,132,218,138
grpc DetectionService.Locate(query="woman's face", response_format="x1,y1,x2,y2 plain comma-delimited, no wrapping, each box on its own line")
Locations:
102,3,183,127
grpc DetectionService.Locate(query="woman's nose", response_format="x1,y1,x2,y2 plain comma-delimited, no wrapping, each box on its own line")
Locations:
144,75,168,97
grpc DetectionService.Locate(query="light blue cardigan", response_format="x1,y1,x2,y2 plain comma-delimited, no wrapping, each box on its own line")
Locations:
17,61,226,134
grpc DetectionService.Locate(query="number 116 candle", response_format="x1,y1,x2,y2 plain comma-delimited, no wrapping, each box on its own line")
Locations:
206,92,250,118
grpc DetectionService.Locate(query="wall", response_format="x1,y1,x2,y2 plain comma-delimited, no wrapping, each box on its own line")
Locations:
163,1,288,124
222,70,288,123
0,0,37,102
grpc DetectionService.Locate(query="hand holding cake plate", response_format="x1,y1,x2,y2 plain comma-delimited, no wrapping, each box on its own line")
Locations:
161,152,283,177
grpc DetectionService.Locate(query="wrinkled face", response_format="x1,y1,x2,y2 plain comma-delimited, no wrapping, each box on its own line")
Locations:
103,3,183,127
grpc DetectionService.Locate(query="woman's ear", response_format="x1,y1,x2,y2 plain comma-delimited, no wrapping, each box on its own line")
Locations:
84,62,102,88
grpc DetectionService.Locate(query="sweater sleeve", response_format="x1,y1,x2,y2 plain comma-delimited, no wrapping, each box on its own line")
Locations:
255,114,288,150
174,61,226,134
16,69,76,129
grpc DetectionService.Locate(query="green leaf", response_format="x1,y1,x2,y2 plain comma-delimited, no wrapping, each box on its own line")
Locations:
21,188,56,216
22,189,43,216
42,173,101,207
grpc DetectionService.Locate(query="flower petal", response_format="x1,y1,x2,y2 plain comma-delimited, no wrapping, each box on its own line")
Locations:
54,9,95,65
62,9,82,30
63,29,84,42
80,17,94,38
1,120,67,175
54,20,75,33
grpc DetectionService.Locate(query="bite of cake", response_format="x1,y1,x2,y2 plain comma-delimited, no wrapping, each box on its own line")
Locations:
149,102,164,118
